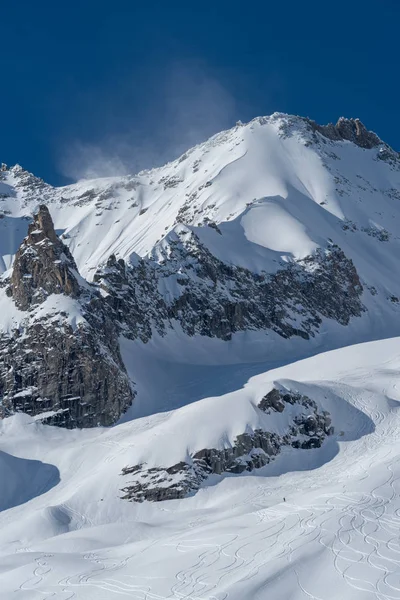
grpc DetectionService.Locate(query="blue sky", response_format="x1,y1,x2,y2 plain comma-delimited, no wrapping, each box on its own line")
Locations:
1,0,398,185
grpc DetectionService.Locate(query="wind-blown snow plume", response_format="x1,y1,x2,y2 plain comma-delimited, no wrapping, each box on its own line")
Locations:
58,62,238,180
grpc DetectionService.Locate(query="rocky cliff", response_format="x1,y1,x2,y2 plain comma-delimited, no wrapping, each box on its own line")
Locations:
120,388,333,502
0,206,134,427
95,226,364,343
10,205,81,310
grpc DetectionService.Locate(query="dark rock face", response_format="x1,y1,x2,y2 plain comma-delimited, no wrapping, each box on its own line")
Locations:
121,389,334,502
168,239,364,341
308,117,382,149
10,205,81,310
0,207,134,427
95,229,364,343
0,307,134,427
93,254,167,343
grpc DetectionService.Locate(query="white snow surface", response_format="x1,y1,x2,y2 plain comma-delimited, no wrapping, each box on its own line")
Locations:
2,338,400,598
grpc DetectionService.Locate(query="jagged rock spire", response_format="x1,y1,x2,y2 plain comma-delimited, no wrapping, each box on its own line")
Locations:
30,203,59,244
10,205,81,310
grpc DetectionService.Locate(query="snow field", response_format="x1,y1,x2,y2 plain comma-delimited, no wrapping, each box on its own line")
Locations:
1,338,400,598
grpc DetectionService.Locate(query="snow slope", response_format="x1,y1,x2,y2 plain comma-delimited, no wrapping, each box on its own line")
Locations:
1,337,400,598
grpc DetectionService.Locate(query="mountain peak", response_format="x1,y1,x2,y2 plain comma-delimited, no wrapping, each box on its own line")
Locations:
306,115,383,149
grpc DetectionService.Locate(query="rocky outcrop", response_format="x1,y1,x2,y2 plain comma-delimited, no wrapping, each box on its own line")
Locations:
10,205,81,310
0,319,133,428
308,117,382,149
95,229,364,343
120,389,333,502
0,207,134,427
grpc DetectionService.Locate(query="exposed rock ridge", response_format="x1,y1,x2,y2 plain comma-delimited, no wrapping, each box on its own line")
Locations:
120,388,333,502
95,229,365,343
308,117,383,149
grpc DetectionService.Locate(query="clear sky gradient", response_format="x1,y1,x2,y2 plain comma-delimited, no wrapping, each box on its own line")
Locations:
1,0,398,185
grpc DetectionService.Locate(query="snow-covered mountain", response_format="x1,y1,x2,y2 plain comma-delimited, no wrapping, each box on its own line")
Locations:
1,113,400,423
1,113,400,598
